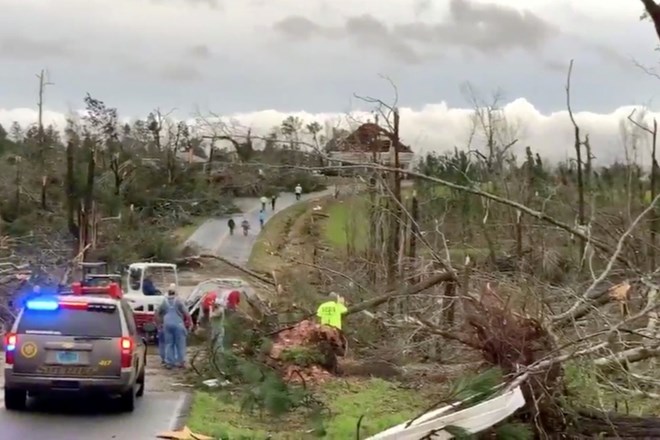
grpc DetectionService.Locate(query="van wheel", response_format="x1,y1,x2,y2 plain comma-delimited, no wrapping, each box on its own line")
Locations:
5,388,27,411
136,367,145,398
119,386,136,412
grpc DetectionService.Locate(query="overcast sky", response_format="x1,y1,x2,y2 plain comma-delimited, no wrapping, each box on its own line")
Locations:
2,0,660,163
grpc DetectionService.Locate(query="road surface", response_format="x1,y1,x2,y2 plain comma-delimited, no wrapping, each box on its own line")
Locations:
0,352,189,440
186,190,332,265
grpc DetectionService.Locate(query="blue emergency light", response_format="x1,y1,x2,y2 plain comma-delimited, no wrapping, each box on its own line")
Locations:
25,298,59,311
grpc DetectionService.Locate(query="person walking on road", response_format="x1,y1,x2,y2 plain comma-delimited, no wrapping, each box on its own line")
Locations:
260,195,268,211
155,284,192,369
271,194,277,211
241,218,250,236
259,209,265,228
227,218,235,235
295,184,302,201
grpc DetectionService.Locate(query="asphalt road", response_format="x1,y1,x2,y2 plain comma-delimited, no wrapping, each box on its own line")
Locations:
0,350,190,440
0,390,186,440
185,190,332,265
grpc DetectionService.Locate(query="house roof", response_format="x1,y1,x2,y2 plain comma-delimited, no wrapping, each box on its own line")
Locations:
329,122,412,153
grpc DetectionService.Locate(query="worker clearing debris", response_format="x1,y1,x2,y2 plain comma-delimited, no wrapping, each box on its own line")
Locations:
316,292,348,330
198,289,241,351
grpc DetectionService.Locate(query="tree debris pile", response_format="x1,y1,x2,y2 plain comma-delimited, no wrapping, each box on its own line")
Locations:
268,320,345,384
463,283,565,432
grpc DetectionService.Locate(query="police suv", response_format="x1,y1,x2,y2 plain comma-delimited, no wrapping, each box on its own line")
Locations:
3,282,147,412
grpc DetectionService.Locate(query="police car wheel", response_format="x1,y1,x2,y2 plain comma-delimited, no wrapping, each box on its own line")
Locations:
4,388,27,411
136,367,146,398
119,386,136,412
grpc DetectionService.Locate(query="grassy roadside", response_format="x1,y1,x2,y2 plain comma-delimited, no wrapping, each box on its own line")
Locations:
247,202,311,273
186,378,433,439
172,216,206,244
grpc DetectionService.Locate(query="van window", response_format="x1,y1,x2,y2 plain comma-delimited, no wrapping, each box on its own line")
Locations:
17,308,122,337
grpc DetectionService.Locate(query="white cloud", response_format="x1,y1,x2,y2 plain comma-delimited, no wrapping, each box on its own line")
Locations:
1,99,654,165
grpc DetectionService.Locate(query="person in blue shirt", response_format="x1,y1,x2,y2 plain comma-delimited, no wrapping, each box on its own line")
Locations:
155,284,191,369
259,209,265,228
143,277,158,296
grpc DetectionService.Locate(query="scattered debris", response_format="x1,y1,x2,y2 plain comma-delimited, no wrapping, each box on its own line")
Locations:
202,378,230,388
156,426,213,440
368,386,526,439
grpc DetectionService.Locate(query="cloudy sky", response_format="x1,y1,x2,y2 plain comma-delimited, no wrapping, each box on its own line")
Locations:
1,0,660,162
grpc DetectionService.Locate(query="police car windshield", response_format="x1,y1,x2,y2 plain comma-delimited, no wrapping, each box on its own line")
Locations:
17,308,122,337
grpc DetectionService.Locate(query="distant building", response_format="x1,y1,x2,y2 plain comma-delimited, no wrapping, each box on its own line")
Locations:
325,122,414,171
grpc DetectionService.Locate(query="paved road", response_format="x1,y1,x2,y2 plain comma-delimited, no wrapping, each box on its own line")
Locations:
0,349,189,440
186,190,332,265
0,390,185,439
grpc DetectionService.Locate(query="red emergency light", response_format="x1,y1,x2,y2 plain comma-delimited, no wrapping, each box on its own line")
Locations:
71,281,122,299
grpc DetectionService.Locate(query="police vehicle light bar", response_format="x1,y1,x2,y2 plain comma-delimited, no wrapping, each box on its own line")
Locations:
25,298,59,311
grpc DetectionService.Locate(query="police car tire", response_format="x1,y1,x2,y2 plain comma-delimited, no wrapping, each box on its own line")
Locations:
4,388,27,411
136,367,145,397
119,386,136,412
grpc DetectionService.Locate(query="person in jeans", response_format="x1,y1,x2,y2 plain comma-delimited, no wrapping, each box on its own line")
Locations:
209,290,241,352
155,284,191,369
157,325,166,365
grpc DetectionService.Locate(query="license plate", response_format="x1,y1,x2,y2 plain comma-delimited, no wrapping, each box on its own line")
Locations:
56,351,79,364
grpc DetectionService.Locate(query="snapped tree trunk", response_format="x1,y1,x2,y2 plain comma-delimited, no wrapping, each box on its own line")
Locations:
650,120,658,270
386,111,401,287
81,146,96,259
65,140,79,241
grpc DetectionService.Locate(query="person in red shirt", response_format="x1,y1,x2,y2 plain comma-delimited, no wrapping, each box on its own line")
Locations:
198,291,217,329
224,290,241,311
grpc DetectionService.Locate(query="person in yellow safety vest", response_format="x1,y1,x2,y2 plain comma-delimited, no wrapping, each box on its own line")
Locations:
316,292,347,330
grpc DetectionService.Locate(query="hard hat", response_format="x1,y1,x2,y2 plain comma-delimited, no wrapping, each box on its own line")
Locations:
168,283,176,291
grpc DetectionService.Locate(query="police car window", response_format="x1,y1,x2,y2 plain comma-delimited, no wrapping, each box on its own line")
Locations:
121,302,137,336
17,308,122,337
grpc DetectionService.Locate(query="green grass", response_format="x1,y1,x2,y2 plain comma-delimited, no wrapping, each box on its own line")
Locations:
172,216,206,244
321,379,427,438
324,197,369,251
248,202,310,273
187,378,431,439
563,361,660,416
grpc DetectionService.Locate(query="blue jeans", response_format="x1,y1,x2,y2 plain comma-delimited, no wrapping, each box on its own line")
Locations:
163,323,187,367
157,329,166,362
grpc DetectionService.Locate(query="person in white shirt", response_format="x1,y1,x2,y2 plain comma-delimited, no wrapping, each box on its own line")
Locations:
294,184,302,200
260,196,268,211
